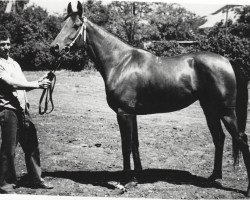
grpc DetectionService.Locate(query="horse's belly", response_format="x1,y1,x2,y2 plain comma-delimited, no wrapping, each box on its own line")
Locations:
107,90,197,115
106,72,198,115
134,93,197,114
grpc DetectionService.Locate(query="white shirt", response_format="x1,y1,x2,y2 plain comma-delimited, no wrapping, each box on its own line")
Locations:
0,57,28,111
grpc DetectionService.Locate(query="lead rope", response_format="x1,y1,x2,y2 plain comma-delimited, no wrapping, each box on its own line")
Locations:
39,57,62,115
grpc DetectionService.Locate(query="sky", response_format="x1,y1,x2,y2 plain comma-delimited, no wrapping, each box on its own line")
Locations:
27,0,250,17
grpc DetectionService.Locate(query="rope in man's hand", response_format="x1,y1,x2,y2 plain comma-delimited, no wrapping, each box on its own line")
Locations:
38,57,63,115
39,71,56,115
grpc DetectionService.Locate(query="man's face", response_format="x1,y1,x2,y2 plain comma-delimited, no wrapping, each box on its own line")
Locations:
0,38,10,59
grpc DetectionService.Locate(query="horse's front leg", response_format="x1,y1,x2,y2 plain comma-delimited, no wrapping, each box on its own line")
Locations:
117,110,142,185
131,116,142,171
117,112,132,171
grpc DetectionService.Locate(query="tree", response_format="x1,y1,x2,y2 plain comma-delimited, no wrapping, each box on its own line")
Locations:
198,6,250,78
105,1,153,46
0,4,63,70
149,3,205,41
83,0,109,26
2,0,29,14
231,6,250,38
0,1,8,13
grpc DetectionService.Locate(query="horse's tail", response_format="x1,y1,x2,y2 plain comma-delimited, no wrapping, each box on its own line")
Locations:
232,62,249,165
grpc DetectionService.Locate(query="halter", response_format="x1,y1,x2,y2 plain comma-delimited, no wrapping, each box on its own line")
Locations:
68,17,87,48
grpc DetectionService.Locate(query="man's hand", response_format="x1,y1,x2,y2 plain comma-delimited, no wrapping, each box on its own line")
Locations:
38,78,51,89
38,72,55,82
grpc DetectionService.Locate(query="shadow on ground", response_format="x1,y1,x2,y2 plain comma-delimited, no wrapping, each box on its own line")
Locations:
41,169,245,195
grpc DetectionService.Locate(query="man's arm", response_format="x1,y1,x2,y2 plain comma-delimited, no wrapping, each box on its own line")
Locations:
0,66,50,90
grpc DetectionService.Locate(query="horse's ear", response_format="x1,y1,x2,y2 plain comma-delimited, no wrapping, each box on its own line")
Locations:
77,1,83,17
67,2,73,15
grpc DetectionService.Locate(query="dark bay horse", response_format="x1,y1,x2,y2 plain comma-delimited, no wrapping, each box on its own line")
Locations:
50,1,250,196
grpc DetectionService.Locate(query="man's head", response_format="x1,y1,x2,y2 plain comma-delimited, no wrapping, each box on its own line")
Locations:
0,26,10,59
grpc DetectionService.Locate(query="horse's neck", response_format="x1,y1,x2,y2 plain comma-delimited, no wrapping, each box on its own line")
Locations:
85,21,132,80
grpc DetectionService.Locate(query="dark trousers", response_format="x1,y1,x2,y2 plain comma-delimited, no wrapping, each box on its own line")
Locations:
0,108,42,186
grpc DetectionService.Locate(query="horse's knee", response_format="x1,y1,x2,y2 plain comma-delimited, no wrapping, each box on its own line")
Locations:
237,132,249,150
214,132,225,146
123,147,132,154
220,133,225,145
239,132,248,142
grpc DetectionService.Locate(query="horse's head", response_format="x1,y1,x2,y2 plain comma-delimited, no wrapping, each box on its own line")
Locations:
50,1,86,56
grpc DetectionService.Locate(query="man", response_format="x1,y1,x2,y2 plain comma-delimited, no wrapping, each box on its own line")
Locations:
0,25,53,193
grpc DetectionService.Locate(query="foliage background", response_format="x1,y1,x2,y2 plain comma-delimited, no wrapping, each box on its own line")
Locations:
0,0,249,75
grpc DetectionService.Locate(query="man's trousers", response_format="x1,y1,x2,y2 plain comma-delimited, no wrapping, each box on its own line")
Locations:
0,108,42,186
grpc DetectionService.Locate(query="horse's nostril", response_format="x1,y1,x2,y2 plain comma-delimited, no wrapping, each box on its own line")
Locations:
64,46,70,52
53,44,59,53
55,44,59,50
50,44,60,56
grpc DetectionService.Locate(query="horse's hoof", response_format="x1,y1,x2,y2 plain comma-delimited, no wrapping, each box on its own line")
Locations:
108,181,127,194
207,173,222,182
213,180,222,187
114,183,127,194
125,180,138,189
114,188,126,195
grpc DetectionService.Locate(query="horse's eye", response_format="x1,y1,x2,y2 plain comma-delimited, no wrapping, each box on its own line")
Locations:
73,24,79,29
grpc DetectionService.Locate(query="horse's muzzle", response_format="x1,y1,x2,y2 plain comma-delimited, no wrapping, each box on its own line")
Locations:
50,44,72,57
64,46,70,53
50,44,60,56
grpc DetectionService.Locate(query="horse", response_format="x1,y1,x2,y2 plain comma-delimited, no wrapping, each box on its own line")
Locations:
50,1,250,196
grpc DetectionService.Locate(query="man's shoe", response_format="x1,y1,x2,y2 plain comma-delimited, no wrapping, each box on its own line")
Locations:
31,180,53,189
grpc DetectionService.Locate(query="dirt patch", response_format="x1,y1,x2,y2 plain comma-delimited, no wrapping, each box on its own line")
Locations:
10,70,250,198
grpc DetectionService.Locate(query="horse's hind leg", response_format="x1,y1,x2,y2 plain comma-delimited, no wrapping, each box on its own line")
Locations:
201,104,225,181
221,108,250,196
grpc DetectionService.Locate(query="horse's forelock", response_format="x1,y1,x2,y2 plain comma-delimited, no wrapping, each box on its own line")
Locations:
64,12,83,22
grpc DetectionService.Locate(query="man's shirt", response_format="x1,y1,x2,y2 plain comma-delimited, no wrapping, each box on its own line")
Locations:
0,57,28,111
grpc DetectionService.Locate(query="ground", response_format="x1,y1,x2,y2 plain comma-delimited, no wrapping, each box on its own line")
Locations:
9,70,250,198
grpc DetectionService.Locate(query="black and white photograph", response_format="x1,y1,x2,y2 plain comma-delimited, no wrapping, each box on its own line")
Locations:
0,0,250,199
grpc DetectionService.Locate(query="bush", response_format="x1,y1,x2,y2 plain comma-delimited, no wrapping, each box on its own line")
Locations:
198,23,250,78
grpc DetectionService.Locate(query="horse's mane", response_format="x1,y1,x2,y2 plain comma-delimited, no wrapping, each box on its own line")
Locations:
89,20,133,49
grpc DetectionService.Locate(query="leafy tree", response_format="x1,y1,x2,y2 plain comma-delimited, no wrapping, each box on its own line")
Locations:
0,5,62,70
198,6,250,78
15,0,30,14
105,1,153,46
0,1,8,13
149,3,205,41
83,0,109,25
231,6,250,38
0,0,29,14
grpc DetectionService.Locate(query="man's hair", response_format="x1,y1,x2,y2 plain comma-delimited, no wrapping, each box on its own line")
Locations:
0,25,10,41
